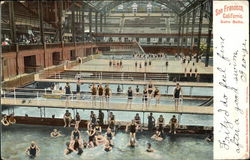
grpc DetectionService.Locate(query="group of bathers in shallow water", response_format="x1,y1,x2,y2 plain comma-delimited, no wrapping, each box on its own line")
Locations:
24,110,180,158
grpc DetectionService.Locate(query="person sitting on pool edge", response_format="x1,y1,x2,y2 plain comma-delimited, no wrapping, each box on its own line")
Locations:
169,115,178,134
8,114,16,125
50,129,62,137
146,143,154,152
25,141,40,159
63,110,72,127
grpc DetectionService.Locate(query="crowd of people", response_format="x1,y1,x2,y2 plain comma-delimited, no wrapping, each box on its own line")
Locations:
1,114,16,126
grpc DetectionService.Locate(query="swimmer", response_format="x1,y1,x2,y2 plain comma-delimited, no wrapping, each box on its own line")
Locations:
146,143,154,152
50,129,62,137
1,115,10,126
105,127,114,145
71,128,81,140
70,138,83,155
25,141,40,158
127,137,137,148
8,114,16,124
96,132,106,145
151,130,163,141
104,140,112,152
87,128,96,148
126,120,137,139
75,112,81,129
64,142,73,155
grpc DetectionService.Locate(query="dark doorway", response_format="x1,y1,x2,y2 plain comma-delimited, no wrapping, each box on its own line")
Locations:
24,55,36,73
52,52,61,65
70,50,76,60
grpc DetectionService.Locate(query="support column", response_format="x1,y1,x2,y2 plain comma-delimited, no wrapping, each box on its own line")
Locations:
58,1,63,42
8,1,16,44
71,7,76,43
38,1,44,44
196,4,204,63
205,1,212,67
185,12,190,50
95,12,98,33
180,15,185,54
177,17,182,55
89,9,92,41
100,14,103,32
82,11,85,41
190,9,196,57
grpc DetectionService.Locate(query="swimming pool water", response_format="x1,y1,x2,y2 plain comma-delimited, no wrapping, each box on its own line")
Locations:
1,125,213,160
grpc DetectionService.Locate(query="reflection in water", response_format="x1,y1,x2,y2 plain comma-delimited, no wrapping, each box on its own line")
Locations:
2,125,213,160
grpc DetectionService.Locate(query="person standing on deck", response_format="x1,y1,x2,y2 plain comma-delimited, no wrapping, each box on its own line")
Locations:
169,115,178,134
98,110,104,126
173,83,183,111
65,82,71,101
127,87,133,109
147,112,155,131
153,87,160,105
76,78,81,100
91,84,97,106
75,112,81,129
98,84,104,107
157,115,165,134
142,86,148,108
104,84,112,108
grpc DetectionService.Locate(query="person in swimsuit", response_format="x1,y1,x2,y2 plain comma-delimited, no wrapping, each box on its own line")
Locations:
151,129,163,141
134,113,142,132
105,127,114,145
142,87,148,107
25,141,40,158
71,128,81,140
64,142,73,155
104,140,112,152
63,110,72,127
65,82,71,100
76,78,81,99
127,87,133,108
70,138,83,155
108,112,115,131
87,128,96,148
91,84,97,106
95,122,102,134
104,84,111,106
157,115,165,134
8,114,16,125
127,137,137,148
126,120,137,139
96,132,106,145
98,84,104,106
75,112,81,129
1,115,10,126
146,143,154,152
173,83,183,111
169,115,178,134
147,80,154,98
98,110,104,126
135,85,140,95
50,129,62,137
153,87,160,105
147,112,155,131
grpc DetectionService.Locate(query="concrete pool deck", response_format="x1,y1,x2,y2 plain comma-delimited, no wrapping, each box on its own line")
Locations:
1,98,213,115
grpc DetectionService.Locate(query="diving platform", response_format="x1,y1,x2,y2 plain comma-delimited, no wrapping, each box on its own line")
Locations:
1,98,213,115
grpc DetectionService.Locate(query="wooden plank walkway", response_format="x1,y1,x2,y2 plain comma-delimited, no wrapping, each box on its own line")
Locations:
1,98,213,115
36,78,213,87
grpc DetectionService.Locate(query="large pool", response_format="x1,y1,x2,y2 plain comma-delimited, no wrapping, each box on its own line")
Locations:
1,125,213,160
